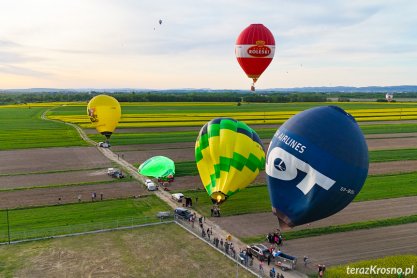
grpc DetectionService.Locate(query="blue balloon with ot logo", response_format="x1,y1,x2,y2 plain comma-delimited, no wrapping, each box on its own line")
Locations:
266,106,369,227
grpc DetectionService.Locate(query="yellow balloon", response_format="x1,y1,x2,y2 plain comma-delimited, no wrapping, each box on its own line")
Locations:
195,118,265,204
87,95,121,139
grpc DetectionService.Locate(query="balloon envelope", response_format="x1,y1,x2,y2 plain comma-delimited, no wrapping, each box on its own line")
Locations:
235,24,275,86
138,156,175,178
87,95,121,139
195,118,265,204
386,93,394,102
266,106,369,227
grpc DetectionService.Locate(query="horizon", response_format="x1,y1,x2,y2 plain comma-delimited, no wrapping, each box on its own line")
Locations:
2,84,417,91
1,1,417,89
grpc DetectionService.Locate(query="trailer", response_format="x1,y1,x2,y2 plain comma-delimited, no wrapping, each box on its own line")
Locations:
273,251,297,271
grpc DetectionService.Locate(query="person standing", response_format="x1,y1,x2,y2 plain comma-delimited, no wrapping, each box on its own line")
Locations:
259,260,264,274
303,256,309,267
318,264,326,278
269,267,276,278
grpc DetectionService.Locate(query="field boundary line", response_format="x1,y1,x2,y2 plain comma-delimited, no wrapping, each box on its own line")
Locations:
41,107,96,146
0,220,174,246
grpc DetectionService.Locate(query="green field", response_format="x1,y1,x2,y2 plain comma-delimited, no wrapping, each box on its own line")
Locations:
178,171,417,217
0,107,86,150
2,102,417,150
0,223,254,278
174,161,200,177
369,148,417,162
0,196,171,242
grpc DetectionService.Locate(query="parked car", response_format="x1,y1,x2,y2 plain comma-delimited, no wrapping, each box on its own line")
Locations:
171,193,184,202
174,207,193,220
107,168,116,175
247,244,271,261
107,168,124,179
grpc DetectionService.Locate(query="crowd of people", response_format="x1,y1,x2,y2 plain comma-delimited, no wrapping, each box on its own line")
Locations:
180,209,329,278
266,229,284,246
183,213,292,277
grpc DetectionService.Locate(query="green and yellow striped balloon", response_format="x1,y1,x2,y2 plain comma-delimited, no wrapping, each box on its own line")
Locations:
195,118,265,204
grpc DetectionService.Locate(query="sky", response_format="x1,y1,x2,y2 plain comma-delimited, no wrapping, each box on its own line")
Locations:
1,0,417,90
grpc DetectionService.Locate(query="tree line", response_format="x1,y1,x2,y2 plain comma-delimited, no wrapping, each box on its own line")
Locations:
1,91,416,105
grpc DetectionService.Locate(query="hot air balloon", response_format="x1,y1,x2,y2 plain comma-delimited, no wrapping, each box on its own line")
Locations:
195,118,265,204
138,156,175,178
235,24,275,92
159,19,162,25
87,95,121,141
266,106,369,228
386,93,394,102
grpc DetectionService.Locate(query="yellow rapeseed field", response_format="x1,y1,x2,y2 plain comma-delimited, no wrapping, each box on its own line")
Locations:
47,106,417,128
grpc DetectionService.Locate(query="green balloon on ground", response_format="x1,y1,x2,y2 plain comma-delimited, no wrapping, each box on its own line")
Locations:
138,156,175,178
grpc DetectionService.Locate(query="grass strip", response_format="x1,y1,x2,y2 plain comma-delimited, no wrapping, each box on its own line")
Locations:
240,214,417,244
175,161,199,177
0,195,171,242
369,148,417,162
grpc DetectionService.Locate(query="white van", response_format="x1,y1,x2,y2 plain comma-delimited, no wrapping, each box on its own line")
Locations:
146,180,157,191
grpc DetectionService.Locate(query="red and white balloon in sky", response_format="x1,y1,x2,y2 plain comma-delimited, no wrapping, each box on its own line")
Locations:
235,24,275,91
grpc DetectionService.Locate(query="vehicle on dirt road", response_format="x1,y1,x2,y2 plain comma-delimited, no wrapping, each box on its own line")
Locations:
246,244,271,261
273,251,297,271
145,179,157,191
107,168,124,179
171,193,184,202
174,207,193,220
98,141,111,148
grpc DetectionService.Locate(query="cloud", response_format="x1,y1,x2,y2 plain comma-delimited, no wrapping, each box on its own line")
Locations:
0,65,52,78
0,0,416,88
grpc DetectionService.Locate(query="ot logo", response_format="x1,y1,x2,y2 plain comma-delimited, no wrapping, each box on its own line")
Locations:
274,158,286,171
266,147,336,195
